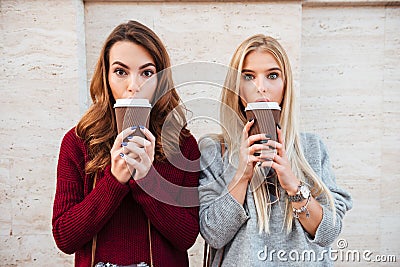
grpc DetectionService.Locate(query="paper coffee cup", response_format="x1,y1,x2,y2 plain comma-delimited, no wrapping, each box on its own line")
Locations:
114,99,152,138
245,102,281,141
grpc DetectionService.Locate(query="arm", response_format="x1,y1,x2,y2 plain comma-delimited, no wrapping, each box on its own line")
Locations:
259,127,323,236
305,135,353,246
129,135,200,251
261,130,352,243
198,137,250,249
52,130,130,254
198,121,282,249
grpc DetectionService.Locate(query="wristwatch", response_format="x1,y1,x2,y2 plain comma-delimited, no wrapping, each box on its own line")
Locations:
287,182,310,202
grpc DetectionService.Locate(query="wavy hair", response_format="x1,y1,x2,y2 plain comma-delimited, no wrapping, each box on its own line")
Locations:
76,20,189,176
219,34,335,233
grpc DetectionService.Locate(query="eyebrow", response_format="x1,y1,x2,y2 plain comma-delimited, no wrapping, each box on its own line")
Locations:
241,67,281,73
111,61,156,70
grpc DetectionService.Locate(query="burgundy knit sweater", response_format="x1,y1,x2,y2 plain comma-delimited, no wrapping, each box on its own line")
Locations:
52,128,200,267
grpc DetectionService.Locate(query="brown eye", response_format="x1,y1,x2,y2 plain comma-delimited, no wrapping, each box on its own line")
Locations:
142,70,154,78
114,68,127,76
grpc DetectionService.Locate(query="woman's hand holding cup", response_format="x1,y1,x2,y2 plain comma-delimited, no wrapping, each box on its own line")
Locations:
110,126,156,184
236,119,274,182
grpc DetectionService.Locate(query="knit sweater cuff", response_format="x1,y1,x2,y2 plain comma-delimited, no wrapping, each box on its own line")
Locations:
211,188,249,231
200,188,249,249
222,188,249,221
103,165,131,195
311,206,336,247
129,166,157,193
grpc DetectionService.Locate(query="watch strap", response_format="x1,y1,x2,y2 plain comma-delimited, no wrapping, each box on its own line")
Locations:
287,182,309,202
287,193,304,202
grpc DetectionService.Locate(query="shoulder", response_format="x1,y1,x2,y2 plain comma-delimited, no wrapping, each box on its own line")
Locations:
299,132,328,153
299,132,331,168
181,133,198,148
198,134,223,154
197,134,225,169
180,133,200,160
59,127,86,156
61,127,83,145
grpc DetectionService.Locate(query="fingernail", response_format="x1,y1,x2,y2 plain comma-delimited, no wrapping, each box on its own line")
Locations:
139,125,145,129
119,153,125,158
131,126,137,130
259,140,269,144
254,152,261,157
277,124,281,129
248,118,254,122
127,136,133,140
121,142,128,147
265,134,272,139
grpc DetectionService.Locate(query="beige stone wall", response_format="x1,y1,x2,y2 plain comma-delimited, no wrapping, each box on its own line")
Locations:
1,0,399,266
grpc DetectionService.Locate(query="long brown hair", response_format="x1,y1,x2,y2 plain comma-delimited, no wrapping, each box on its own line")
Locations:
76,20,189,176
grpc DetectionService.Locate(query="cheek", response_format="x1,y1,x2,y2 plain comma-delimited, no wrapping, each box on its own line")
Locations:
275,80,285,103
141,77,158,99
108,76,123,99
239,84,247,99
238,85,250,105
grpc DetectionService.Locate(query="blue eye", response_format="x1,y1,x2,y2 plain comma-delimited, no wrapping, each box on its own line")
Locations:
243,73,254,81
268,73,279,79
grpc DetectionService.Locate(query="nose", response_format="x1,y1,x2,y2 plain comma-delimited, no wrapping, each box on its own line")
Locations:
256,76,267,93
127,75,140,94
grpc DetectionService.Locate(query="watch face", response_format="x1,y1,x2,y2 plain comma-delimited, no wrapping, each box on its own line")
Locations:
300,186,310,198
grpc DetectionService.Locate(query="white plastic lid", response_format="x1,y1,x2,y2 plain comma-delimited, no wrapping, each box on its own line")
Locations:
245,102,281,111
113,98,152,108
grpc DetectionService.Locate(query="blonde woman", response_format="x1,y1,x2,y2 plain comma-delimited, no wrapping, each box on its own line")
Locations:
199,35,352,266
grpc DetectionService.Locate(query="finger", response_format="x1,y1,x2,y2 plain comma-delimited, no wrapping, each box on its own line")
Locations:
138,126,156,160
111,153,133,182
247,133,272,145
250,144,281,158
138,147,152,167
124,155,149,179
261,139,283,150
127,136,151,148
275,126,287,157
249,142,279,153
112,126,138,151
270,154,284,165
124,145,147,159
122,156,140,174
259,160,274,169
126,136,154,162
242,119,255,142
111,145,128,162
139,126,156,144
256,152,276,163
257,150,278,160
247,154,263,164
277,125,285,147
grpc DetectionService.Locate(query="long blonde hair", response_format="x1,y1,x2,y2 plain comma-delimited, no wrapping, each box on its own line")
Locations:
220,34,335,233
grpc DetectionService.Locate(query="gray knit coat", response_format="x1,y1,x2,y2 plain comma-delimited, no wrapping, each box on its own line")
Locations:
198,133,353,266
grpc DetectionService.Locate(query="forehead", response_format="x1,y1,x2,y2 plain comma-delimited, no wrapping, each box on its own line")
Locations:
243,49,280,69
109,41,154,65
